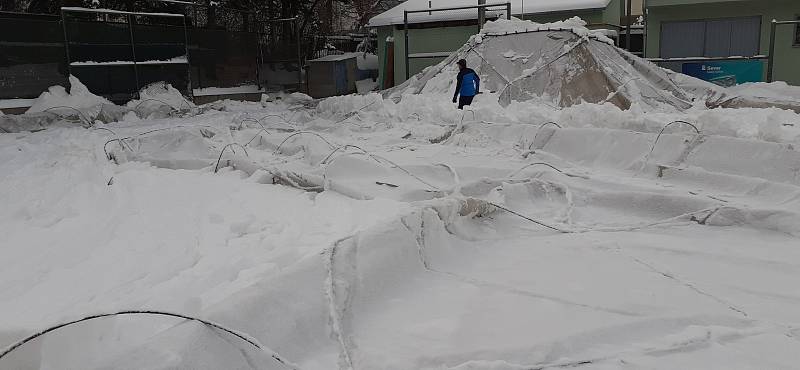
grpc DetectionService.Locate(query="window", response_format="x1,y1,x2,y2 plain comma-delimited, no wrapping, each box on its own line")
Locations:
660,17,761,58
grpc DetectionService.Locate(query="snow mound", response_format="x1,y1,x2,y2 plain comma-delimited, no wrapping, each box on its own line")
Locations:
127,82,195,118
26,75,112,117
728,81,800,102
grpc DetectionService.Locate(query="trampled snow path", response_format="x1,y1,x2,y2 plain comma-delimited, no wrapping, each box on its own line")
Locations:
1,94,799,369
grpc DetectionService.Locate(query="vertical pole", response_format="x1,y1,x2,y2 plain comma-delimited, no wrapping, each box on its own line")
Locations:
642,0,647,56
625,0,632,51
60,9,73,79
507,2,512,21
618,0,624,47
127,13,140,97
296,18,303,90
478,0,486,26
256,29,264,90
767,20,777,83
183,15,193,99
404,11,410,81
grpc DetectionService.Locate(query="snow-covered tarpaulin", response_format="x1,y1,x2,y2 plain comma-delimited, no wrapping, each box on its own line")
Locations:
388,17,800,113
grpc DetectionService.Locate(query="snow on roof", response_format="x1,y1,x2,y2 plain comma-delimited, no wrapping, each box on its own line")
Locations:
368,0,612,27
309,54,358,62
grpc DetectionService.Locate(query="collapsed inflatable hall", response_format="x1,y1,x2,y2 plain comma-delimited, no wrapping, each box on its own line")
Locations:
387,17,800,113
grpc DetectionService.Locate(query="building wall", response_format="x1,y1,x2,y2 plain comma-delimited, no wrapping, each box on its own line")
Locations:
646,0,800,84
392,24,479,83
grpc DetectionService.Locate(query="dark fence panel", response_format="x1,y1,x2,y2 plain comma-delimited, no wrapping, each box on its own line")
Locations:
0,12,68,99
191,28,258,90
0,8,311,101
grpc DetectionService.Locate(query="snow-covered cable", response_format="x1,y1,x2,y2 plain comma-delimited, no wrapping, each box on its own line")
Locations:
132,98,181,113
322,151,440,191
92,127,118,136
0,310,300,369
639,120,702,173
507,162,589,179
244,128,272,147
42,106,92,126
273,131,336,155
529,121,562,149
102,125,225,160
333,100,379,124
319,144,375,165
214,143,249,173
324,237,357,370
488,202,572,233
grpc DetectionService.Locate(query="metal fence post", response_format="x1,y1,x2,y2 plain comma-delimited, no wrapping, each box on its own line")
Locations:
127,13,140,96
183,15,193,98
60,9,72,78
625,0,632,50
478,0,486,26
256,30,263,90
296,18,303,89
404,11,410,81
767,20,777,83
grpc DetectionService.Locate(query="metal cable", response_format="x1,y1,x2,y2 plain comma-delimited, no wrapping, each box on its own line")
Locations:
214,143,249,173
42,106,92,126
529,121,562,149
273,132,336,155
640,120,702,172
0,310,298,369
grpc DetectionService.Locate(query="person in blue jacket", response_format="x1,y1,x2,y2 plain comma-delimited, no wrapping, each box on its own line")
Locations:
452,59,480,109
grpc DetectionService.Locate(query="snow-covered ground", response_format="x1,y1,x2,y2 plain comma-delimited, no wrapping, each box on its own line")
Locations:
2,77,800,369
2,17,800,367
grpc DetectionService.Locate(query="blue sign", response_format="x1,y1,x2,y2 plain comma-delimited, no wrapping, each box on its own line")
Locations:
682,60,764,87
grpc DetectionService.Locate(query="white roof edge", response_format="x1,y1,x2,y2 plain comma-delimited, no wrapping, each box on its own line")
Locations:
368,0,612,27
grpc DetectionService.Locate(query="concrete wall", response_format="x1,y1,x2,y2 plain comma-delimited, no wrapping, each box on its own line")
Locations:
646,0,800,84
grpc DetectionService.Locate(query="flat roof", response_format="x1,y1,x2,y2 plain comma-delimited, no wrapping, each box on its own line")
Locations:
368,0,612,27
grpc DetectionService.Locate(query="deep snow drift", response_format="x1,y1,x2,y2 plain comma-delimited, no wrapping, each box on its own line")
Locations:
2,18,800,370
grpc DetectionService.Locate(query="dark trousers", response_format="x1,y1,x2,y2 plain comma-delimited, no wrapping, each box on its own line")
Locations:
458,95,475,110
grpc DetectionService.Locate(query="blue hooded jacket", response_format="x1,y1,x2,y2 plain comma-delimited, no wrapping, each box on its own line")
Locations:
454,68,480,98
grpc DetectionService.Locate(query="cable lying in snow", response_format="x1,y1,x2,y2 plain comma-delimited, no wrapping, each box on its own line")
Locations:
0,310,301,369
273,131,337,155
638,120,703,174
42,106,93,127
214,143,249,173
507,162,588,179
102,124,227,160
529,121,562,150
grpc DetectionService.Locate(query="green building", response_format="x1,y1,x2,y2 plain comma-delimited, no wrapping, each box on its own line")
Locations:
368,0,626,88
645,0,800,85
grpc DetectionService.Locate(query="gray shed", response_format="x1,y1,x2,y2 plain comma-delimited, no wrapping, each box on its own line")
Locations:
306,54,358,98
